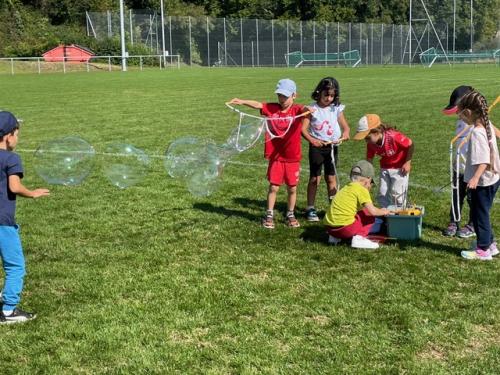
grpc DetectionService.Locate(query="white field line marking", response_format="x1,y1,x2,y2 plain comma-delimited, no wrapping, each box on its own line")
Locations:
16,149,500,203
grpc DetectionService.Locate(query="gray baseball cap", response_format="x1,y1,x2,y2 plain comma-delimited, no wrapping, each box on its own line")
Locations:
350,160,375,181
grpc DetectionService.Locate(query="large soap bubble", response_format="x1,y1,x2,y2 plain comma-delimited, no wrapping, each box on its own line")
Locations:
186,147,223,197
223,116,264,153
33,136,95,186
102,143,150,189
164,137,222,180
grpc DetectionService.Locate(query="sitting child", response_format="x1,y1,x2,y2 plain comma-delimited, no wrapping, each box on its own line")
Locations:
324,160,391,249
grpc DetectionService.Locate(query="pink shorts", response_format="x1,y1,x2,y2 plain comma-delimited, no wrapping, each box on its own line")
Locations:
267,160,300,187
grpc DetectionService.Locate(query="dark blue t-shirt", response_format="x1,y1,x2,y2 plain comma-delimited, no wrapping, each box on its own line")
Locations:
0,150,23,226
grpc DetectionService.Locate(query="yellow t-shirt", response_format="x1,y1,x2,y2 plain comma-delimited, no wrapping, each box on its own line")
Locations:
324,181,372,227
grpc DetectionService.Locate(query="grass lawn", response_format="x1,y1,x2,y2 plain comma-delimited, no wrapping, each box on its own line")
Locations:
0,65,499,373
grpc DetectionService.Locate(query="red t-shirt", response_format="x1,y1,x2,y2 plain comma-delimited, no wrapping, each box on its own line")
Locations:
366,129,412,169
261,103,304,162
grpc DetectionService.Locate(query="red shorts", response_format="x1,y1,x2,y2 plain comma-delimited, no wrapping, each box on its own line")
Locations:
267,160,301,187
326,208,375,239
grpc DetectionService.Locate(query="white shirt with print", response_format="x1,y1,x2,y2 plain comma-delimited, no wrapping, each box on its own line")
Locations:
308,103,345,142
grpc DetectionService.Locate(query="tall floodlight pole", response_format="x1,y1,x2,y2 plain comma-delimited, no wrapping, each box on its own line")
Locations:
470,0,473,52
160,0,166,66
119,0,127,71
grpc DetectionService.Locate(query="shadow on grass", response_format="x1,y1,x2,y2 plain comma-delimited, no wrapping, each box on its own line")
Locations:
193,202,260,222
398,238,460,256
232,197,290,215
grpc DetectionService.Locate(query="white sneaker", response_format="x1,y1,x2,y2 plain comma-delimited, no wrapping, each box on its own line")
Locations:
328,235,341,245
351,235,379,249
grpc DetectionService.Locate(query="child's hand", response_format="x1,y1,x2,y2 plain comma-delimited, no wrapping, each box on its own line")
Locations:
229,98,243,105
32,189,50,198
467,177,479,190
380,208,392,216
400,161,412,176
304,105,316,114
311,139,324,147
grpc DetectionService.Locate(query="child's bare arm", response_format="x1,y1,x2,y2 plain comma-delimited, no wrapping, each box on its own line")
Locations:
493,124,500,139
338,112,350,141
401,142,414,176
8,175,50,198
467,163,488,189
364,203,391,216
228,98,263,110
301,117,324,147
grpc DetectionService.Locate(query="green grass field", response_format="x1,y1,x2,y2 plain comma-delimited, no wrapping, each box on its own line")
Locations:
0,65,499,374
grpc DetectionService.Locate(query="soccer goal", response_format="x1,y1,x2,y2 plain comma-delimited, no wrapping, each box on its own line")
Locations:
285,50,361,68
419,47,500,68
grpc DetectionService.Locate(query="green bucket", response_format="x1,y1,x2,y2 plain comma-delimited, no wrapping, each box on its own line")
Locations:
386,206,425,240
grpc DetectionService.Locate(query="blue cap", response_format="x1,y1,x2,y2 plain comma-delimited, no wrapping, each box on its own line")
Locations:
274,79,297,97
0,111,19,137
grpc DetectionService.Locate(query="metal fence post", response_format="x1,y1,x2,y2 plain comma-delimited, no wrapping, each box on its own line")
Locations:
169,16,172,58
129,9,134,45
207,17,210,67
381,23,384,64
37,58,41,74
224,18,227,66
400,24,403,64
256,19,260,67
251,41,254,67
370,23,373,64
300,21,303,54
240,18,244,67
360,23,363,63
337,22,340,56
391,24,394,64
272,19,275,67
313,21,316,63
189,16,193,66
287,20,290,57
325,22,328,66
349,22,352,51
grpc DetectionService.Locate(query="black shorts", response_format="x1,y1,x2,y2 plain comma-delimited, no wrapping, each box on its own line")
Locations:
309,144,339,177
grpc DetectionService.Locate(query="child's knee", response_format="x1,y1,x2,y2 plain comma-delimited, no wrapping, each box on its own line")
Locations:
269,184,280,194
287,185,297,193
309,176,321,186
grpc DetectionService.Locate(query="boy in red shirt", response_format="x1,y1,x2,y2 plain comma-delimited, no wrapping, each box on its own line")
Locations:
229,79,307,229
353,114,414,208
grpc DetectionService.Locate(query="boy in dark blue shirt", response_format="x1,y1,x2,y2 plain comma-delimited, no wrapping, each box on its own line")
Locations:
0,111,49,324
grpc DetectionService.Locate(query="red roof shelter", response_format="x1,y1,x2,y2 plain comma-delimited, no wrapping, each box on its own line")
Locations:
43,44,94,63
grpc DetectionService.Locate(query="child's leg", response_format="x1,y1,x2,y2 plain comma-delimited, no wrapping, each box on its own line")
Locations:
267,184,280,211
307,145,323,207
377,169,391,208
0,226,26,312
287,185,297,212
326,209,375,239
324,145,338,199
389,169,409,207
307,176,321,207
470,183,498,250
326,175,337,199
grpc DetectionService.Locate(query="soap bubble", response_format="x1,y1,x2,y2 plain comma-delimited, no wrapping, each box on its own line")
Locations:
102,143,150,189
223,117,264,153
33,136,95,186
164,137,221,179
186,149,223,197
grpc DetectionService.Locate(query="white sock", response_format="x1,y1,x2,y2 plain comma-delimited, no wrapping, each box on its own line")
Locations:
3,310,13,316
306,205,315,210
266,209,273,217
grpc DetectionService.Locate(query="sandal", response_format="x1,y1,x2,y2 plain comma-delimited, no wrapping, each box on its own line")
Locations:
286,214,300,228
262,214,275,229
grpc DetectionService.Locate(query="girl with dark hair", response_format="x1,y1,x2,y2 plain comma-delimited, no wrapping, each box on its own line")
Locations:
301,77,350,222
457,91,500,260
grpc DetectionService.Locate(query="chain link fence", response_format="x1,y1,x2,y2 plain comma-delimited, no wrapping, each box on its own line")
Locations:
86,11,499,68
